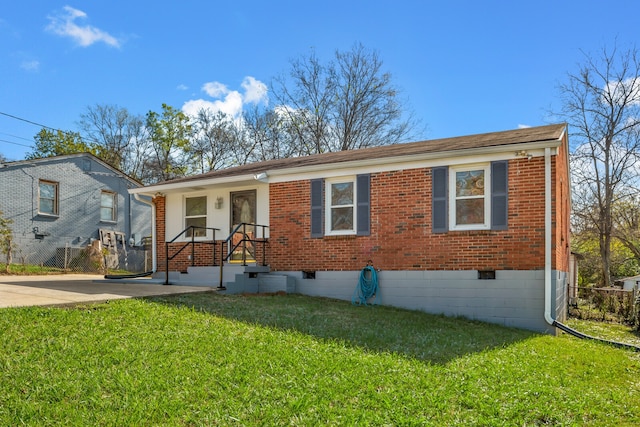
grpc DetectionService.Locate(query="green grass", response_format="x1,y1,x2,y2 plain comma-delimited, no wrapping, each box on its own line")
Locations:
1,293,639,426
566,317,640,347
0,263,135,275
0,263,66,275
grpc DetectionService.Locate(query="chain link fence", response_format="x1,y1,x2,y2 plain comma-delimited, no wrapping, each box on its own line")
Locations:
568,285,638,325
2,238,152,275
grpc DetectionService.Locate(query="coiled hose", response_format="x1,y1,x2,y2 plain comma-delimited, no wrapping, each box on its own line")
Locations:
352,265,378,305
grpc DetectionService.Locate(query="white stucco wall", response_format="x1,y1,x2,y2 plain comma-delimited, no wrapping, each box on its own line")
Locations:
164,183,270,242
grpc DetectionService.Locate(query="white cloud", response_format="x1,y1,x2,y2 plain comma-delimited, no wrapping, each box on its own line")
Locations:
176,84,188,91
605,77,640,106
202,81,229,98
241,76,268,105
182,92,244,119
20,60,40,71
46,6,120,48
182,77,268,120
517,124,531,129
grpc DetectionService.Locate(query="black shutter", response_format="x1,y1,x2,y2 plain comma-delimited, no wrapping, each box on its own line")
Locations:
491,160,508,230
356,174,370,236
310,178,324,238
432,167,448,233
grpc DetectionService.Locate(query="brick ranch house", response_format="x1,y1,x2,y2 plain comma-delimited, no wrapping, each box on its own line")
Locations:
129,123,571,334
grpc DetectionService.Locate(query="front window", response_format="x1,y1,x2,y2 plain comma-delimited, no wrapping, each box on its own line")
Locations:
100,191,117,222
185,196,207,238
449,165,490,230
326,178,356,235
38,180,59,215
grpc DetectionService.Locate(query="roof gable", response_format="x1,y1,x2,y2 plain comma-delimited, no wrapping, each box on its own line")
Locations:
0,153,142,187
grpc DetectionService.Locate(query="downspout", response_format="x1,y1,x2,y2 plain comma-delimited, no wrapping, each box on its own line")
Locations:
134,193,156,272
544,147,554,326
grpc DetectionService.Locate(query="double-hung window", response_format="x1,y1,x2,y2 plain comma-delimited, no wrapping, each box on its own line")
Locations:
38,180,59,216
311,174,370,237
100,191,117,222
449,164,491,230
433,161,508,233
185,196,207,238
326,178,356,235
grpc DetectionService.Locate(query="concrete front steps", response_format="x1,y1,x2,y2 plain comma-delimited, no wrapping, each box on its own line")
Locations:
156,264,295,294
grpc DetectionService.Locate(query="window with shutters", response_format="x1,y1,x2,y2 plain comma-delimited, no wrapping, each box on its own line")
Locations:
449,164,491,230
433,161,507,233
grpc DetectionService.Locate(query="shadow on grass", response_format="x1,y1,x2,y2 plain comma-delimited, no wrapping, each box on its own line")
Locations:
145,292,538,365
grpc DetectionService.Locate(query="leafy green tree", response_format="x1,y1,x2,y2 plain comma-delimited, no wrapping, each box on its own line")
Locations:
612,197,640,271
145,104,193,183
27,129,98,159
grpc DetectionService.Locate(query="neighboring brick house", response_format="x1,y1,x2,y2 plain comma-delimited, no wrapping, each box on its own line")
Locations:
130,123,571,334
0,153,151,270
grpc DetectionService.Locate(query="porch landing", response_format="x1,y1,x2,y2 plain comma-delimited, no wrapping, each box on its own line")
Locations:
151,265,295,294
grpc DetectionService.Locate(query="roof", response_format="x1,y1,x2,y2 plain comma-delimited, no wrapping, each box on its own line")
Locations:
0,152,143,187
139,123,567,191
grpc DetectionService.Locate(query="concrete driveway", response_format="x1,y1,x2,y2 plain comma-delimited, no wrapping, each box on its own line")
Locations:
0,274,215,308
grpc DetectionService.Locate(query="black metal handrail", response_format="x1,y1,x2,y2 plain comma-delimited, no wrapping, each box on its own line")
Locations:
218,223,269,288
165,226,219,285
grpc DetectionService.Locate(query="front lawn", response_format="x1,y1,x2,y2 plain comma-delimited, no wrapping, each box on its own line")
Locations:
1,293,638,425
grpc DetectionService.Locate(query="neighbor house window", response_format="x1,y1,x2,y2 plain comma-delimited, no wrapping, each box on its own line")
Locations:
38,180,59,215
100,191,117,222
185,196,207,238
449,164,491,230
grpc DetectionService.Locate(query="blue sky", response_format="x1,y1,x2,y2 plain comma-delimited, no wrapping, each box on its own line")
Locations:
1,1,638,161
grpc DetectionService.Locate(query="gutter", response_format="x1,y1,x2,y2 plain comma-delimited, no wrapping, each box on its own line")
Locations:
129,141,563,196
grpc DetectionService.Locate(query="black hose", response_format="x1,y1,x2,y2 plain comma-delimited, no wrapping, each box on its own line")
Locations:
553,320,640,352
104,271,154,280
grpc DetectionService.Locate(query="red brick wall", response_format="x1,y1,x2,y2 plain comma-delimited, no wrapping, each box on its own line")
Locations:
155,195,166,265
269,156,567,272
554,134,571,273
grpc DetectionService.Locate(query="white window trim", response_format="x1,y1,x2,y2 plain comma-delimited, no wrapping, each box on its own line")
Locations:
100,191,117,223
38,180,59,217
183,194,209,240
448,163,491,231
325,176,357,236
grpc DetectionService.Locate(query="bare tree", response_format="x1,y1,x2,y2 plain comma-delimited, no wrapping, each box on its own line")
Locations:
189,109,239,174
559,44,640,287
270,43,421,154
78,104,150,181
240,106,301,162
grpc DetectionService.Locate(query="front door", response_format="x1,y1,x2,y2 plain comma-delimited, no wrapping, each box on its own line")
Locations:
230,190,256,262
